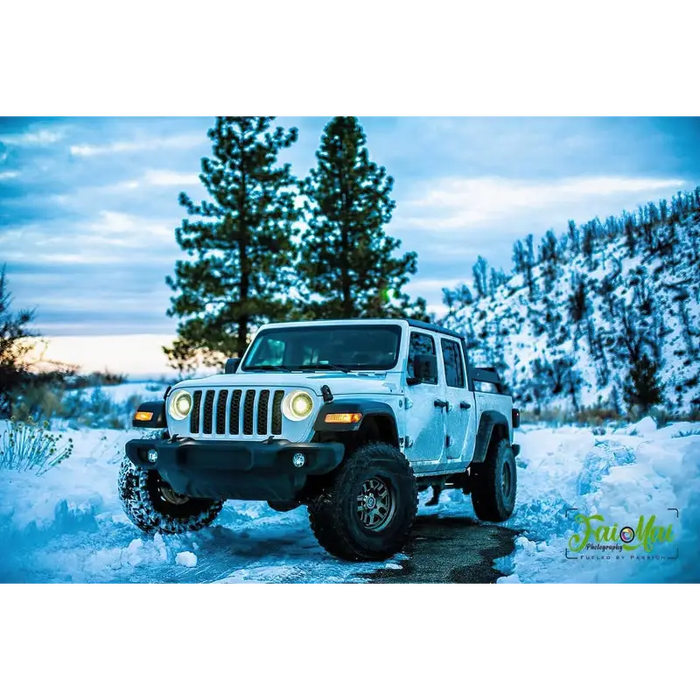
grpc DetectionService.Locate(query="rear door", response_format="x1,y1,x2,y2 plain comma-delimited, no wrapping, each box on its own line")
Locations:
440,336,477,465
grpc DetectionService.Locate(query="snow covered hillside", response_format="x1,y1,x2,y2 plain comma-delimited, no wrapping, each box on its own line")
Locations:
443,189,700,417
1,420,698,583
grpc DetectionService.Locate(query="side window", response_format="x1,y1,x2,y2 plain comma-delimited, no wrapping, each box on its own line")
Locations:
407,332,437,385
474,381,498,394
441,338,465,388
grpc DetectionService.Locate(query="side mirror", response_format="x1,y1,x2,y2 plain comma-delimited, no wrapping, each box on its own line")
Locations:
225,357,241,374
407,353,438,385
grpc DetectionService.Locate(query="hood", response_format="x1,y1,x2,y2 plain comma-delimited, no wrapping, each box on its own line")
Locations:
175,370,402,397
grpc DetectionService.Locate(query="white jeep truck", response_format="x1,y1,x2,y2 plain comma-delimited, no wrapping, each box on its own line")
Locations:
120,319,520,561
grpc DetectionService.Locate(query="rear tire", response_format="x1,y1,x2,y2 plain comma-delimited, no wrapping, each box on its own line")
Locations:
118,458,224,535
471,437,517,522
308,442,418,562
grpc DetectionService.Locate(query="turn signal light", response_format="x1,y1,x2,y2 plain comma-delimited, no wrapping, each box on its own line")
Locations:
324,413,362,424
134,411,154,422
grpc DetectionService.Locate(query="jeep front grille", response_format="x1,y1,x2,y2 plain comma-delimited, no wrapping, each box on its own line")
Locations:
189,388,285,437
190,390,202,434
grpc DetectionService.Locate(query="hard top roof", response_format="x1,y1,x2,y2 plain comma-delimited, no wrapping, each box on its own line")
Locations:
260,318,464,340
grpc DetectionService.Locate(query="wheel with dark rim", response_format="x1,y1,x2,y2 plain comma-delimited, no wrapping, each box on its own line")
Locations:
471,437,517,522
118,458,224,534
308,442,418,561
357,477,396,530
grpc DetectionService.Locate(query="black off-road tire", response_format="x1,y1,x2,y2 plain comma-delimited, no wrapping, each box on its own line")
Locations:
471,437,517,522
308,442,418,562
118,458,224,535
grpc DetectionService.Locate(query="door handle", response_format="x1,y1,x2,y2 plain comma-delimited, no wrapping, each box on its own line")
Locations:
460,401,471,410
434,399,448,409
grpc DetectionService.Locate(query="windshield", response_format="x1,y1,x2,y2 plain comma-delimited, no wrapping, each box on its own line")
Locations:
242,324,403,372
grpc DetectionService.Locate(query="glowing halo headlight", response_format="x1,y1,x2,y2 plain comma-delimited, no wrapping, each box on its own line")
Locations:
282,390,314,421
168,389,193,421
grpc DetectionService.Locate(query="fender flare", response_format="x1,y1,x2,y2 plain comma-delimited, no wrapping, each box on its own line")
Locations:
472,410,509,463
313,400,399,445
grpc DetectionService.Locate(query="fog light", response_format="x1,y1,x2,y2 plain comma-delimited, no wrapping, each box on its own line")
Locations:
147,449,158,464
292,452,306,468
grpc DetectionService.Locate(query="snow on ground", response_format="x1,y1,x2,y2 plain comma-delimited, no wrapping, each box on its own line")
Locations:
507,418,700,583
0,423,383,583
432,418,700,582
1,418,698,583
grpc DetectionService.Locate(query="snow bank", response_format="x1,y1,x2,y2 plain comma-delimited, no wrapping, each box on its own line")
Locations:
0,425,383,583
497,420,700,583
175,551,198,568
420,419,700,583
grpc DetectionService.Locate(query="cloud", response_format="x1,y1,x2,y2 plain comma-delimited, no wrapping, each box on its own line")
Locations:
70,133,206,157
0,128,65,146
399,176,686,230
0,170,19,180
144,169,200,186
87,210,174,240
1,212,177,268
5,255,177,338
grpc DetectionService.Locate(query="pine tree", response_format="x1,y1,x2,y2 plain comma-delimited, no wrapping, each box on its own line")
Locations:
442,284,473,323
520,234,537,299
489,267,507,298
623,352,663,414
298,117,427,320
624,215,637,255
512,240,527,274
0,267,36,417
539,229,558,264
472,256,489,299
567,220,580,256
567,275,588,323
165,117,301,370
581,222,595,263
540,229,558,294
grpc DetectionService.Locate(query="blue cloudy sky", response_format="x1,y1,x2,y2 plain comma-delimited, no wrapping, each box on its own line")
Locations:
1,117,699,375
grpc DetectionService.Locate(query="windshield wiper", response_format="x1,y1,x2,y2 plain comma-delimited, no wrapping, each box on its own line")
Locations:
296,363,352,374
244,364,297,372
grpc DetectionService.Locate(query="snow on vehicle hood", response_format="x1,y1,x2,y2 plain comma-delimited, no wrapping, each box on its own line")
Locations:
175,371,403,397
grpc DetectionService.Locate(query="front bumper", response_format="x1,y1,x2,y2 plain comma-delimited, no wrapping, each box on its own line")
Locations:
125,437,344,502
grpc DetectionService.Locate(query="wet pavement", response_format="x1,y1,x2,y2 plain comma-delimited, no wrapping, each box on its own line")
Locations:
366,514,518,583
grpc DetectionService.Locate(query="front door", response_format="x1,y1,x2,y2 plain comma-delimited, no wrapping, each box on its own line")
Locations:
404,330,445,469
440,336,476,464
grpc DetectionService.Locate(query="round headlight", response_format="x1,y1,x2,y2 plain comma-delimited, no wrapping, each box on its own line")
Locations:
282,390,314,421
169,389,192,421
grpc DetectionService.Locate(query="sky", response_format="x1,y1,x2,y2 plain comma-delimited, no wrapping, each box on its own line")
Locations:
1,116,699,376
